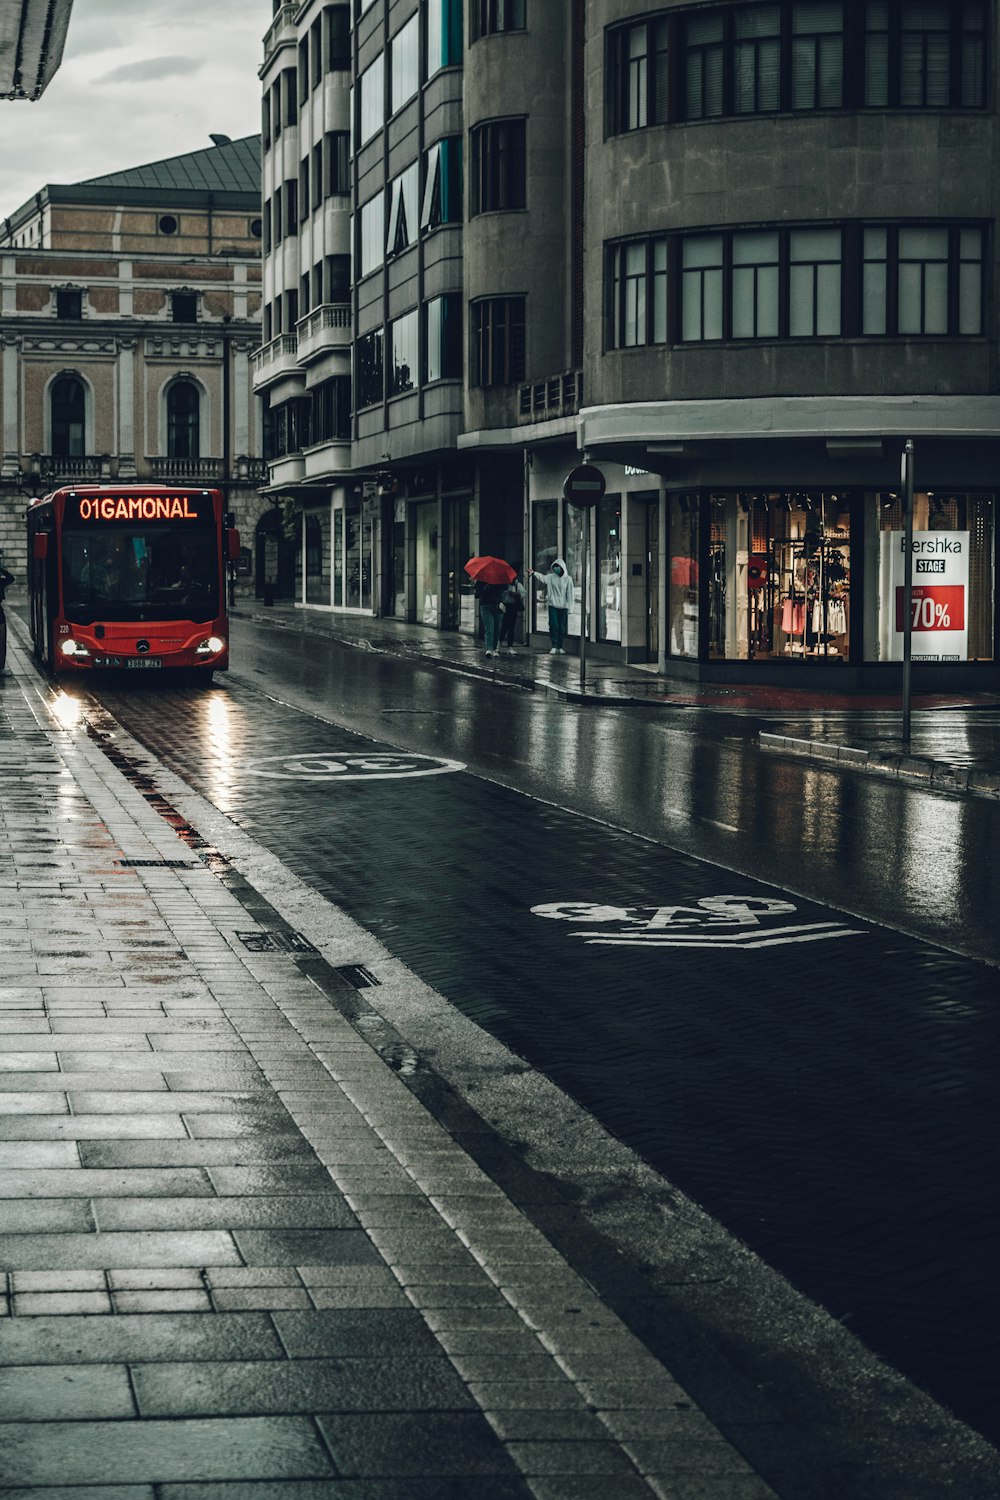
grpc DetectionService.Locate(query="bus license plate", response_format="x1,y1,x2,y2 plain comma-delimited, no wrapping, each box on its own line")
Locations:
125,658,162,670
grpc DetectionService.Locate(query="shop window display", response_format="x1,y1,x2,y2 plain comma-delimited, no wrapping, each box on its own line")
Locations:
599,495,622,643
563,502,587,638
707,491,852,661
670,495,700,657
531,501,558,634
869,491,994,662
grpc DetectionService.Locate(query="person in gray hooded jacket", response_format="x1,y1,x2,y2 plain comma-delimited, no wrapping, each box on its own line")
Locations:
530,556,574,653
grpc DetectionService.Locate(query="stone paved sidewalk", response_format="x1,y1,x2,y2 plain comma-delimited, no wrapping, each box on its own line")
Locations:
0,648,781,1496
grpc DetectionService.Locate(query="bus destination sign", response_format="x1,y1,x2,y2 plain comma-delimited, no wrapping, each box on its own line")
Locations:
66,495,206,524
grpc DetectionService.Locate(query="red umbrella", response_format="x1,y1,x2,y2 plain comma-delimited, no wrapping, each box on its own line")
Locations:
464,556,516,586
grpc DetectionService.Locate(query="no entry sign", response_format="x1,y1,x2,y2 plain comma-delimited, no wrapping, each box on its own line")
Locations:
563,464,606,509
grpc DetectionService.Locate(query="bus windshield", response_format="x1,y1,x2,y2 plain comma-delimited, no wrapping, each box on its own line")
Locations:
62,524,219,624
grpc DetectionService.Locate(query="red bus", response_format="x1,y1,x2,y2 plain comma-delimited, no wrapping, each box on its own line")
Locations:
26,485,240,679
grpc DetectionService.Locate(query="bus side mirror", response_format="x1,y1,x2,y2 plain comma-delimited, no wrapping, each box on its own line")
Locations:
226,529,241,563
32,534,48,560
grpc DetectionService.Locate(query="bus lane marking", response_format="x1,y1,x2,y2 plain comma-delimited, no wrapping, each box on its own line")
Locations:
246,751,466,781
531,895,866,949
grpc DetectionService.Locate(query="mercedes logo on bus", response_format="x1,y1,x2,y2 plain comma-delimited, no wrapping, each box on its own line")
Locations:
136,639,150,654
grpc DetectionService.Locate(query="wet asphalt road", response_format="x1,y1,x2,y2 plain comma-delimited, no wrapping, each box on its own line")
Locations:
51,618,1000,1450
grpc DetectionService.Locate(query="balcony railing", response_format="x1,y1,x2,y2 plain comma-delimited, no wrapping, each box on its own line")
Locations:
518,370,584,423
296,303,351,339
149,457,224,483
251,333,299,378
263,3,297,65
295,302,352,363
8,455,268,490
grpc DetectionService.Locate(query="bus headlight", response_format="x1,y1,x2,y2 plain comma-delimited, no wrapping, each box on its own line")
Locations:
195,636,226,656
59,638,91,658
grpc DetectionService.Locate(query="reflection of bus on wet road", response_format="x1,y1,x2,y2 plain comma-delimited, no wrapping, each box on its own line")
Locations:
26,486,240,680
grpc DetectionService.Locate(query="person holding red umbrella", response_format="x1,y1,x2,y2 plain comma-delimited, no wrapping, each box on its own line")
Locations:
464,556,516,659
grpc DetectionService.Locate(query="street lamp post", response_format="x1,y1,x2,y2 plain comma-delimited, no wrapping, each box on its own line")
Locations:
901,439,915,747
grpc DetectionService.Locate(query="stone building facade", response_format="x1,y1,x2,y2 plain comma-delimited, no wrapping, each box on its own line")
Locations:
0,135,266,587
258,0,998,689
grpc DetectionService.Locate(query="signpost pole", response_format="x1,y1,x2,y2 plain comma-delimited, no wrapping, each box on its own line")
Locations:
901,439,915,748
579,515,588,694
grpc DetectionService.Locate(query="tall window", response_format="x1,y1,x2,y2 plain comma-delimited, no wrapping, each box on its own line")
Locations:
311,375,352,441
387,163,419,256
427,0,463,72
473,297,526,386
326,131,350,195
607,18,669,132
865,0,986,107
732,229,780,337
50,376,85,457
421,137,463,229
356,328,384,407
900,1,951,106
327,5,351,69
685,12,725,118
56,289,82,320
359,53,383,144
359,190,384,277
897,226,950,333
792,3,844,109
389,309,418,395
734,5,781,113
326,253,351,301
167,381,200,460
471,119,525,214
390,14,419,114
788,227,842,335
606,238,667,349
475,0,525,36
424,294,462,382
171,291,197,323
682,236,725,341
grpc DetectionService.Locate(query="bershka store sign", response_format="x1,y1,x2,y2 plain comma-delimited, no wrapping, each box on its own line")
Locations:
879,531,969,662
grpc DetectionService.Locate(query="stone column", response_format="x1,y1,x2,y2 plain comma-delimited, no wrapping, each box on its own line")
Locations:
117,337,137,476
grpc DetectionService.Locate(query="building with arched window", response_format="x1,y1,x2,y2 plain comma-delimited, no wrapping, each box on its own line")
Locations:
0,135,267,585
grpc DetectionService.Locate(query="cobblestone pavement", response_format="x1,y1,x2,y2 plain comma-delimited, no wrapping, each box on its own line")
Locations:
2,625,999,1500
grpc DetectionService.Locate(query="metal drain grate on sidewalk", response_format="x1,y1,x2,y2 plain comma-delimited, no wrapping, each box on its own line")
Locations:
235,930,317,954
336,963,380,989
116,858,197,868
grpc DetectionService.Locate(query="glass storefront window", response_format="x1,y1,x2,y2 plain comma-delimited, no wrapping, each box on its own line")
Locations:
531,500,558,634
305,511,329,604
416,501,439,625
869,491,994,662
707,491,852,660
390,497,406,618
345,499,362,608
333,509,343,606
671,495,701,657
598,494,622,642
564,502,587,637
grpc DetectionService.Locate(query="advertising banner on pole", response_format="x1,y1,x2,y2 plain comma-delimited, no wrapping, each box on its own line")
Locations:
879,531,969,662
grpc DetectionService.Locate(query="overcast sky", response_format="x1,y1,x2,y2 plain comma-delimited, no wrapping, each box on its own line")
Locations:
0,0,270,221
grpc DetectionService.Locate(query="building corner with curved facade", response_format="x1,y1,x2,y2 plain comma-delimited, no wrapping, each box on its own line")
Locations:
256,0,998,691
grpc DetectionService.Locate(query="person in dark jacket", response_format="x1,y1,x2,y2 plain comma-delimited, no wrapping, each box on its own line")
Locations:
475,577,505,657
497,570,526,655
